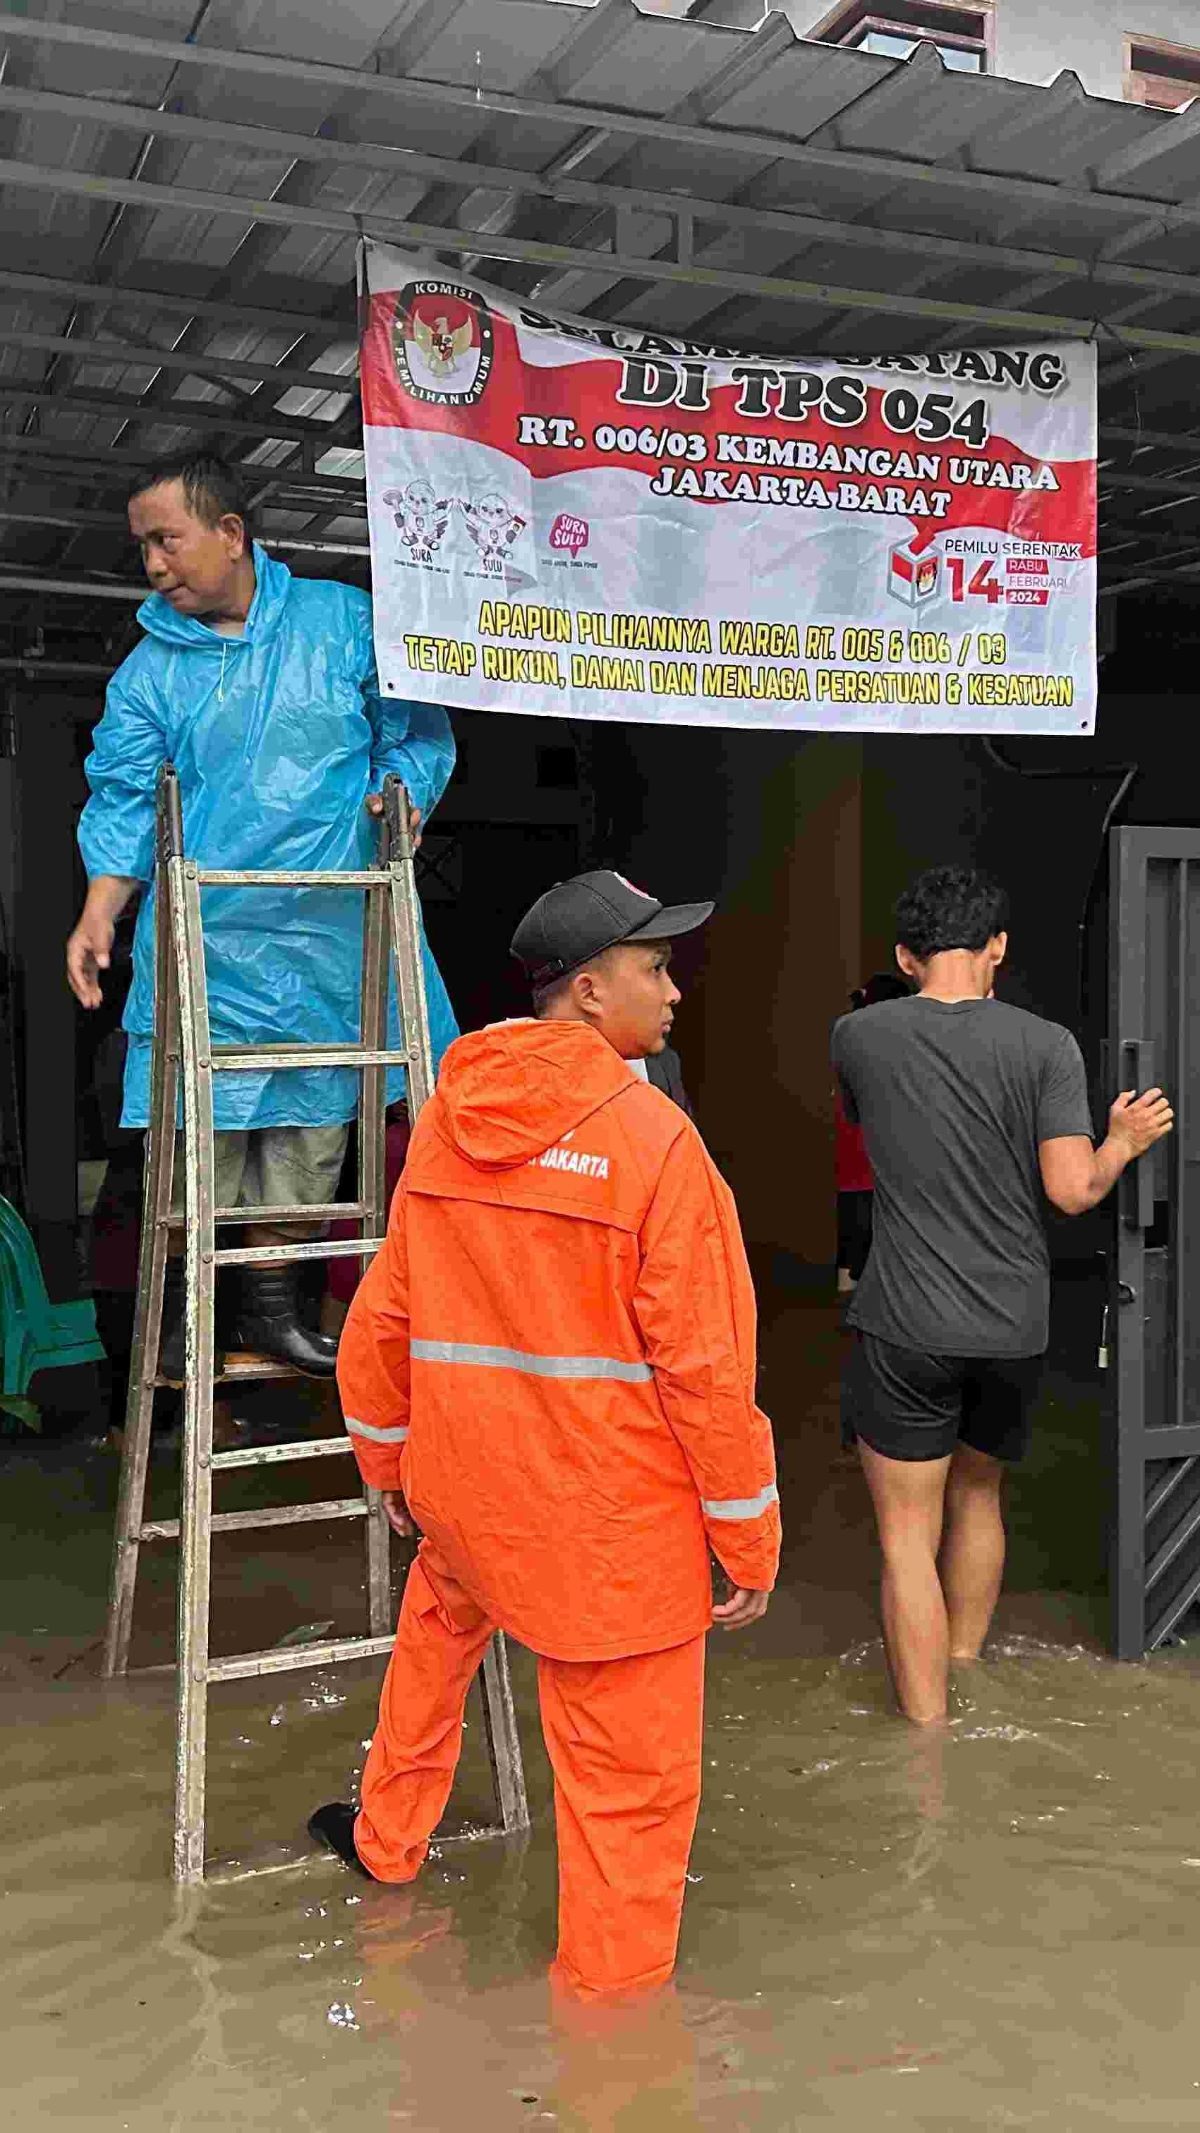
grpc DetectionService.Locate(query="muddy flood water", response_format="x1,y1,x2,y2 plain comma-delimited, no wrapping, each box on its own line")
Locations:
6,1288,1200,2130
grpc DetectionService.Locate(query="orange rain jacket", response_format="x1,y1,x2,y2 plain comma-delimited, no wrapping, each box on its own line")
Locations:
337,1018,781,1662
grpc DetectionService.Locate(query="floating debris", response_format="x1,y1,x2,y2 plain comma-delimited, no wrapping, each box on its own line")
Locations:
273,1622,335,1648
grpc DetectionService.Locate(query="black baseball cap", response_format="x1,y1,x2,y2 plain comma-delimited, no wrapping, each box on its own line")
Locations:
511,869,714,990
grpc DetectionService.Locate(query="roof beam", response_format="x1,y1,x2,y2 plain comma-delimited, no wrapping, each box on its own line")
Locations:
7,329,356,398
1094,98,1200,188
5,9,1200,244
0,430,367,501
7,82,1200,317
0,266,353,340
0,572,144,602
2,382,357,448
8,158,1200,353
1098,469,1200,500
0,527,370,586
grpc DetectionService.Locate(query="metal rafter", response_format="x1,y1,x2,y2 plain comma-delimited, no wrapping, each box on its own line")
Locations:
0,266,353,341
6,9,1200,246
18,68,1200,315
2,4,1198,607
6,327,356,399
8,158,1200,353
2,382,356,448
0,431,367,503
44,3,442,567
5,0,223,493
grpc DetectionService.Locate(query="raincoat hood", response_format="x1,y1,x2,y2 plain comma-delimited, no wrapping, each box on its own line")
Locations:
135,541,289,649
435,1020,636,1172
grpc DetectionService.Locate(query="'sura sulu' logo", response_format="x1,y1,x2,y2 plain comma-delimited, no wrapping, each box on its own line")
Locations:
392,280,495,407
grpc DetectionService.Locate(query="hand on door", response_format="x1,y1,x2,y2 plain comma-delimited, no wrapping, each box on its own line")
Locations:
1108,1087,1174,1159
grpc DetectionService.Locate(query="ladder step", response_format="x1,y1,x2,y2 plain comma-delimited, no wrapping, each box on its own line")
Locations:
209,1045,410,1071
212,1436,354,1470
195,869,392,888
141,1497,368,1542
150,1354,305,1387
208,1632,396,1683
215,1236,383,1268
217,1355,302,1384
212,1200,370,1227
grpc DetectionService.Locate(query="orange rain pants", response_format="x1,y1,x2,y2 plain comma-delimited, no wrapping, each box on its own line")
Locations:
355,1545,705,1998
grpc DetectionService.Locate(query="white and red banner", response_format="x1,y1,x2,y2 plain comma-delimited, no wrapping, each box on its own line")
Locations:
360,240,1097,734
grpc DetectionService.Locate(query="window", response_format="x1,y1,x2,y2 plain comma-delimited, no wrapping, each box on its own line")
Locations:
807,1,991,73
1125,35,1200,110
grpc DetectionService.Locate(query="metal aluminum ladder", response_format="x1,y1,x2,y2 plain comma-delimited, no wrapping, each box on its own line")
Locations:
102,766,528,1882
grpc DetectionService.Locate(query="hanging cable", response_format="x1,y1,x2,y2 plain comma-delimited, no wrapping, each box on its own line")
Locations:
979,738,1139,1027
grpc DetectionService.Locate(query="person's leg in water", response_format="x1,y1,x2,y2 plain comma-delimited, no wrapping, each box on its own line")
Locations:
539,1635,705,1999
857,1441,953,1724
937,1353,1039,1662
939,1442,1006,1661
311,1543,495,1879
843,1334,963,1720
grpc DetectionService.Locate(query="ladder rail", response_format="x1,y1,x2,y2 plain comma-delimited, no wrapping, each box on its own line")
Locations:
102,829,180,1680
102,765,530,1882
381,788,525,1826
360,799,394,1639
173,854,220,1886
385,779,435,1116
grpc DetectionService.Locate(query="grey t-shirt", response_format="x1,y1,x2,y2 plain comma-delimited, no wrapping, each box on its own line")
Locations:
831,996,1093,1357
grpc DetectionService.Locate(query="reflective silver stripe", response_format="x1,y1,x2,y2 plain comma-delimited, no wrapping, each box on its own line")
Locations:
345,1416,409,1444
701,1482,779,1522
412,1339,652,1384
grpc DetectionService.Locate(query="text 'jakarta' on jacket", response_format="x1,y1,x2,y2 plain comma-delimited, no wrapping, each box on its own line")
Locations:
337,1018,781,1662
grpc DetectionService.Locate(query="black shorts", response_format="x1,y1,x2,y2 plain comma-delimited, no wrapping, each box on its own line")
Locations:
842,1331,1043,1465
836,1190,873,1281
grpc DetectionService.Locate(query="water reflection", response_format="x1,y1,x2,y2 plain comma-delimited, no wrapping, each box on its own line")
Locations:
7,1626,1200,2126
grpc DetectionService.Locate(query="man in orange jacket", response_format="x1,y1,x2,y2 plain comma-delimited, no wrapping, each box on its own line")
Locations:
311,869,781,1999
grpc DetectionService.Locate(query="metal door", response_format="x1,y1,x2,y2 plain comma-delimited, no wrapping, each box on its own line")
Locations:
1109,828,1200,1657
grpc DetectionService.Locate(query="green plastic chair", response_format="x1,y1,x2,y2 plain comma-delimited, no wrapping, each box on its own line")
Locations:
0,1195,105,1396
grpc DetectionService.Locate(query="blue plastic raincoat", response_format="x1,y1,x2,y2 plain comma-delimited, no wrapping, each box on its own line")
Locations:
78,546,458,1130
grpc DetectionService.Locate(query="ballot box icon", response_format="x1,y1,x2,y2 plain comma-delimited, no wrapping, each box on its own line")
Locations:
888,541,940,606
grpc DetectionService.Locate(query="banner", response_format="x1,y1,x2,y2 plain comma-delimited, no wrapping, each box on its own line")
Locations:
360,241,1097,735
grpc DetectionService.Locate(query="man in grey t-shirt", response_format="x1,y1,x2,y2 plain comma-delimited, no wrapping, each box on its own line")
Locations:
832,866,1172,1726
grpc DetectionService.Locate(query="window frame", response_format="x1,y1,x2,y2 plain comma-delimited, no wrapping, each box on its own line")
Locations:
806,0,994,73
1124,32,1200,110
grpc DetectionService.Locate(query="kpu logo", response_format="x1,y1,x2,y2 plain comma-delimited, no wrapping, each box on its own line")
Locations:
888,537,940,608
392,280,495,407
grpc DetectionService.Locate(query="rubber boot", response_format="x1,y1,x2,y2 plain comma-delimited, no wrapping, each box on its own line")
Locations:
230,1263,340,1379
157,1258,227,1387
308,1802,372,1879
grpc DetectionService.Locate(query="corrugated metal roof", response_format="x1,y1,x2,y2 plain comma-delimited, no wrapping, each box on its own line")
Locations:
3,0,1200,663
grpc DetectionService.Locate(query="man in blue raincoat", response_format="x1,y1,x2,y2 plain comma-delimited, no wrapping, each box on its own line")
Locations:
67,453,457,1381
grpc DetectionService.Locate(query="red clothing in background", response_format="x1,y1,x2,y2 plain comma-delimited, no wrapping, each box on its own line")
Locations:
834,1085,874,1195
